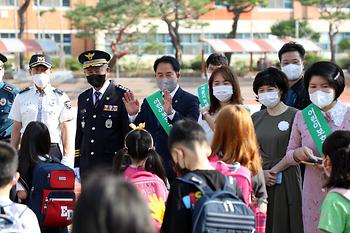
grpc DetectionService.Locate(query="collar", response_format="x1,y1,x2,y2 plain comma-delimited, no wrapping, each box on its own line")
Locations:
93,80,110,96
33,83,53,94
0,196,12,206
162,85,179,98
330,188,350,201
325,101,347,126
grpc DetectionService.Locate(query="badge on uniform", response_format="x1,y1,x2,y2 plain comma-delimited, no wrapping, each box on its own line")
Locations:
103,105,118,112
64,100,72,109
105,119,113,128
0,98,6,106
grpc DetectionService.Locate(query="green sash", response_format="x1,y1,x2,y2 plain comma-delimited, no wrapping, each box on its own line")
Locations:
146,91,172,135
302,104,332,156
197,83,210,108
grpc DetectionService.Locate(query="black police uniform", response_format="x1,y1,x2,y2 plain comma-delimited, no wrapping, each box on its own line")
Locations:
75,50,129,180
0,53,20,141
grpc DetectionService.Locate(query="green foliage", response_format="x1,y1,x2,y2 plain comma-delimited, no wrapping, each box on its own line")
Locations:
51,58,60,69
300,0,350,21
231,60,249,77
303,53,325,69
338,39,350,51
65,57,81,71
190,56,203,71
271,19,320,42
336,53,350,69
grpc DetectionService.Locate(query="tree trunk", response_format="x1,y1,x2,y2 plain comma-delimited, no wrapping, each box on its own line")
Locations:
166,22,182,63
18,0,31,69
328,22,337,63
225,12,241,65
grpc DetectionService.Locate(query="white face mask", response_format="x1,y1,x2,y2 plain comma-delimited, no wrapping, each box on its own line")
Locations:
281,64,303,81
309,90,335,109
258,91,280,108
33,73,50,88
213,85,233,102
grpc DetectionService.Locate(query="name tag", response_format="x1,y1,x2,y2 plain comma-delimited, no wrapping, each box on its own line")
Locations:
103,105,118,112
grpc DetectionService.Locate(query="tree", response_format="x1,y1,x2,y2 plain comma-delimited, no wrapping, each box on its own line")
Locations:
66,0,153,57
152,0,211,63
215,0,266,64
300,0,350,62
18,0,31,69
338,38,350,51
271,19,320,41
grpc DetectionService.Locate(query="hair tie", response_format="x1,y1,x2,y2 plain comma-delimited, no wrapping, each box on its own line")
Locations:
334,72,340,80
129,123,146,130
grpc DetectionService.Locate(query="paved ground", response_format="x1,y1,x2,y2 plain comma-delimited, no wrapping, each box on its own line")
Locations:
6,75,350,113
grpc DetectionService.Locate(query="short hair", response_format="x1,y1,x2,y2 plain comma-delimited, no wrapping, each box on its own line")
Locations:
206,53,228,68
0,142,18,187
278,42,306,61
208,66,243,114
253,67,289,102
168,120,208,151
153,56,180,73
73,174,155,233
322,130,350,189
303,61,345,100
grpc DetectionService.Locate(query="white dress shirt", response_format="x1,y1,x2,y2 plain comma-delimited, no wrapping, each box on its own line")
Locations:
92,79,110,104
9,84,74,143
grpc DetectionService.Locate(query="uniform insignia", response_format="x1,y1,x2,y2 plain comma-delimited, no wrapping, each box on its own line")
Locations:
53,88,63,95
106,97,110,101
2,84,14,93
19,87,31,94
80,109,87,113
118,84,130,92
105,119,113,128
103,105,118,112
37,56,45,62
84,53,95,60
64,100,72,109
0,98,6,106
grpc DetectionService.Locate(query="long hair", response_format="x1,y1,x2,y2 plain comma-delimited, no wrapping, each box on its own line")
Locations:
113,129,167,184
208,66,243,114
211,105,261,176
18,121,51,188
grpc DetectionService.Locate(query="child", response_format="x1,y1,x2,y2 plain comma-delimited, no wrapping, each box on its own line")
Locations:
0,141,41,232
318,130,350,233
161,120,228,233
113,123,168,229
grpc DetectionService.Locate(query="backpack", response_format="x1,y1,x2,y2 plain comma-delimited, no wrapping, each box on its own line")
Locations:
178,172,256,233
28,155,75,228
0,204,27,233
127,171,168,229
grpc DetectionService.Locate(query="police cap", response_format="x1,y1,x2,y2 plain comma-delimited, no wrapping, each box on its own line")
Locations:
0,53,7,65
78,50,111,69
29,54,52,68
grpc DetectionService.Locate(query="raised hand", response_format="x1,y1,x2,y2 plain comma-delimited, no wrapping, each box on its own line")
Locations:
123,92,140,116
162,90,173,115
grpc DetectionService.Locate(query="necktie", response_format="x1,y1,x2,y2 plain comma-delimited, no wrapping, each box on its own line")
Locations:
36,92,44,122
94,91,101,108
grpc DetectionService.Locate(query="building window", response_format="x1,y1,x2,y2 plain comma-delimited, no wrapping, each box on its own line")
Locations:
0,0,15,6
35,33,71,55
262,0,292,9
0,33,15,38
34,0,70,7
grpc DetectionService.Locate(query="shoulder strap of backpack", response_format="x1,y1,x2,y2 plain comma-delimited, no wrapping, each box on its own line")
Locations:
177,172,214,195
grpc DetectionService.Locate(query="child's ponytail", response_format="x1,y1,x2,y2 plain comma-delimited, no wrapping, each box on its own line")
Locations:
144,148,167,185
113,147,131,175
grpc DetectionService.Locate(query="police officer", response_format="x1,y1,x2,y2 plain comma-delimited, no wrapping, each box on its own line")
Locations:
9,54,75,167
75,50,129,180
0,54,20,142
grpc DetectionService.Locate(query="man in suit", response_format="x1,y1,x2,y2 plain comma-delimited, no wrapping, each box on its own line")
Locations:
123,56,200,181
75,50,129,180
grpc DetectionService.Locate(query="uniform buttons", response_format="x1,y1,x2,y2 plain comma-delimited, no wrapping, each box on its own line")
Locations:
90,152,94,155
91,139,94,143
93,115,96,118
92,127,96,130
0,110,3,112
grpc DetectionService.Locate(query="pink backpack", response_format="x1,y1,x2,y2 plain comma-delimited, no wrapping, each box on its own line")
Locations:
126,171,168,231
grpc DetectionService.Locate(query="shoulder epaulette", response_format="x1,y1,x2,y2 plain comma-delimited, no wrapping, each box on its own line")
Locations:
53,88,63,95
117,84,130,92
19,87,31,94
2,84,14,93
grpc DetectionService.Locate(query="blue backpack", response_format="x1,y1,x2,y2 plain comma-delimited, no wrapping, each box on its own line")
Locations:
178,173,255,233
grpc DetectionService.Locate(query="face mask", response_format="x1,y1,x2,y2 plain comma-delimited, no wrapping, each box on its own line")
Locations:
213,85,233,102
87,74,106,88
33,73,50,88
258,91,280,108
157,79,177,93
281,64,303,81
309,90,335,109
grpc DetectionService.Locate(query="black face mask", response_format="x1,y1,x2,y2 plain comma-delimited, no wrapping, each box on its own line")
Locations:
86,74,106,88
173,162,191,176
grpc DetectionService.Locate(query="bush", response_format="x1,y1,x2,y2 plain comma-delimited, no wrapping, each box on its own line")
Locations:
190,55,202,71
65,57,81,71
231,60,249,77
337,53,350,70
304,53,325,69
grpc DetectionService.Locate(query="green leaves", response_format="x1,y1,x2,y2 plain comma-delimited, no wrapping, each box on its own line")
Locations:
271,19,320,42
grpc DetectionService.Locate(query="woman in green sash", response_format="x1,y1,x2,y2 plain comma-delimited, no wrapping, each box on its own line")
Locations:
283,61,350,233
252,67,303,233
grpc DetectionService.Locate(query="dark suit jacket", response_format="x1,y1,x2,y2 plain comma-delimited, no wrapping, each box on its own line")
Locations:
134,87,200,181
75,81,129,178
